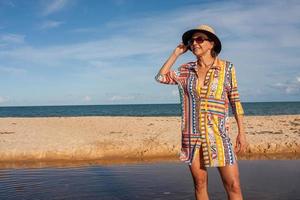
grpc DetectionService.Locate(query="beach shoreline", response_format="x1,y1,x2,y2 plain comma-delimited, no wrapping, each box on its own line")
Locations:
0,153,299,169
0,115,299,166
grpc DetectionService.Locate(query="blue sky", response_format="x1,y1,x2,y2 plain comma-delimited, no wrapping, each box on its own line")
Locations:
0,0,299,106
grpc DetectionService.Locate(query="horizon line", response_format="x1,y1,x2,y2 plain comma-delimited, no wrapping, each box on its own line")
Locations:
1,101,300,108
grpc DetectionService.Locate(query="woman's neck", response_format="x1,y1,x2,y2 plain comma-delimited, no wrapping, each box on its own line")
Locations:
197,53,215,68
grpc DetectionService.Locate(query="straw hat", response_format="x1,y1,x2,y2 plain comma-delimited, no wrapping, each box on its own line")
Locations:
182,24,222,54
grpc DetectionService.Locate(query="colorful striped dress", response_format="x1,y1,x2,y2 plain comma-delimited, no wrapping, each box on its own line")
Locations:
155,57,244,167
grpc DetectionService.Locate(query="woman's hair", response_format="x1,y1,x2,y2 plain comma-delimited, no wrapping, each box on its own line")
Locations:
211,47,218,58
209,39,218,57
203,33,218,57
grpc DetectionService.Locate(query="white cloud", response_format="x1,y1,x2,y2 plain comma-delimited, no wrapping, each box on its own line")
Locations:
111,0,125,6
0,34,169,68
272,76,300,95
0,0,15,7
0,34,25,44
0,66,27,75
17,0,294,70
172,89,178,96
83,95,91,102
40,20,64,29
71,27,99,33
109,95,135,101
0,96,9,104
41,0,69,16
2,1,297,76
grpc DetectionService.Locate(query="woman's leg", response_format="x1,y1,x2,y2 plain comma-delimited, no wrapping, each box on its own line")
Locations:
217,162,243,200
189,148,209,200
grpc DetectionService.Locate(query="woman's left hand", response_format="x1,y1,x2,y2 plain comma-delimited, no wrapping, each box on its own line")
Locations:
234,133,248,154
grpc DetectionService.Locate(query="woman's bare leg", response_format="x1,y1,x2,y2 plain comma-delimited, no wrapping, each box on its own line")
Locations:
189,148,209,200
217,162,243,200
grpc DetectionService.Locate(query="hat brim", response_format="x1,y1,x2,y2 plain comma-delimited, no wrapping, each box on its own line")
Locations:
182,29,222,54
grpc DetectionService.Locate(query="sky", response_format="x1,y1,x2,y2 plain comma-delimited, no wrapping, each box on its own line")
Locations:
0,0,299,106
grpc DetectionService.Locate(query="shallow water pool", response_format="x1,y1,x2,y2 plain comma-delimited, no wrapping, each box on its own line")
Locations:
0,160,299,200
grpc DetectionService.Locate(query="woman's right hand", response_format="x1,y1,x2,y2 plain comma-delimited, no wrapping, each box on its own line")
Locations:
173,43,188,57
158,43,187,75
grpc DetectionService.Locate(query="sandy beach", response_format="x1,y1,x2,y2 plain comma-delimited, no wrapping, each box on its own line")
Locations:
0,115,299,164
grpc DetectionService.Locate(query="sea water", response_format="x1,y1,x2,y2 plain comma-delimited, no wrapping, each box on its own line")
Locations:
0,101,299,117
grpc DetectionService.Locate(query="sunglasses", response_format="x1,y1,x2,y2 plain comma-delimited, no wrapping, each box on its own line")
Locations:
187,36,211,46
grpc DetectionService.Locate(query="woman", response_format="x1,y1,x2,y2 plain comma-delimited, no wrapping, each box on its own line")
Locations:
155,25,248,200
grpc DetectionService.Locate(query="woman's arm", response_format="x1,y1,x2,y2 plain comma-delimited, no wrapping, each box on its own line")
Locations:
159,43,187,74
155,43,188,84
234,114,248,154
226,62,248,154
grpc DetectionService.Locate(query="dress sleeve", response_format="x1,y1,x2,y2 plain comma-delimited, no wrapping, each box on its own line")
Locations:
155,66,181,85
227,63,244,116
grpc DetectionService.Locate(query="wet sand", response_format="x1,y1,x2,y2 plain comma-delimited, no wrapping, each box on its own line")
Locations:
0,115,299,164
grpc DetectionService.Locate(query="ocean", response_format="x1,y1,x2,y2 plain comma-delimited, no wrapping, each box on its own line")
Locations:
0,102,300,117
0,102,299,117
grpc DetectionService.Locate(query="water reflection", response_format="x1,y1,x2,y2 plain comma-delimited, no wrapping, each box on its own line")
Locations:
0,160,299,200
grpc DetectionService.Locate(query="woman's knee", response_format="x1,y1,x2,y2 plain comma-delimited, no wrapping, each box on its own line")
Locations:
192,174,208,190
224,179,241,193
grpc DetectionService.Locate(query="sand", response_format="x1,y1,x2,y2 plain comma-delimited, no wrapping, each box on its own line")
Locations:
0,115,299,164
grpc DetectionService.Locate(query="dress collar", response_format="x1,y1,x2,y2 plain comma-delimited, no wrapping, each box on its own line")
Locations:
189,57,222,71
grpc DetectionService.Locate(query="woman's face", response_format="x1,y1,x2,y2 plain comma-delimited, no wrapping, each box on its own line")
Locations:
189,32,214,57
